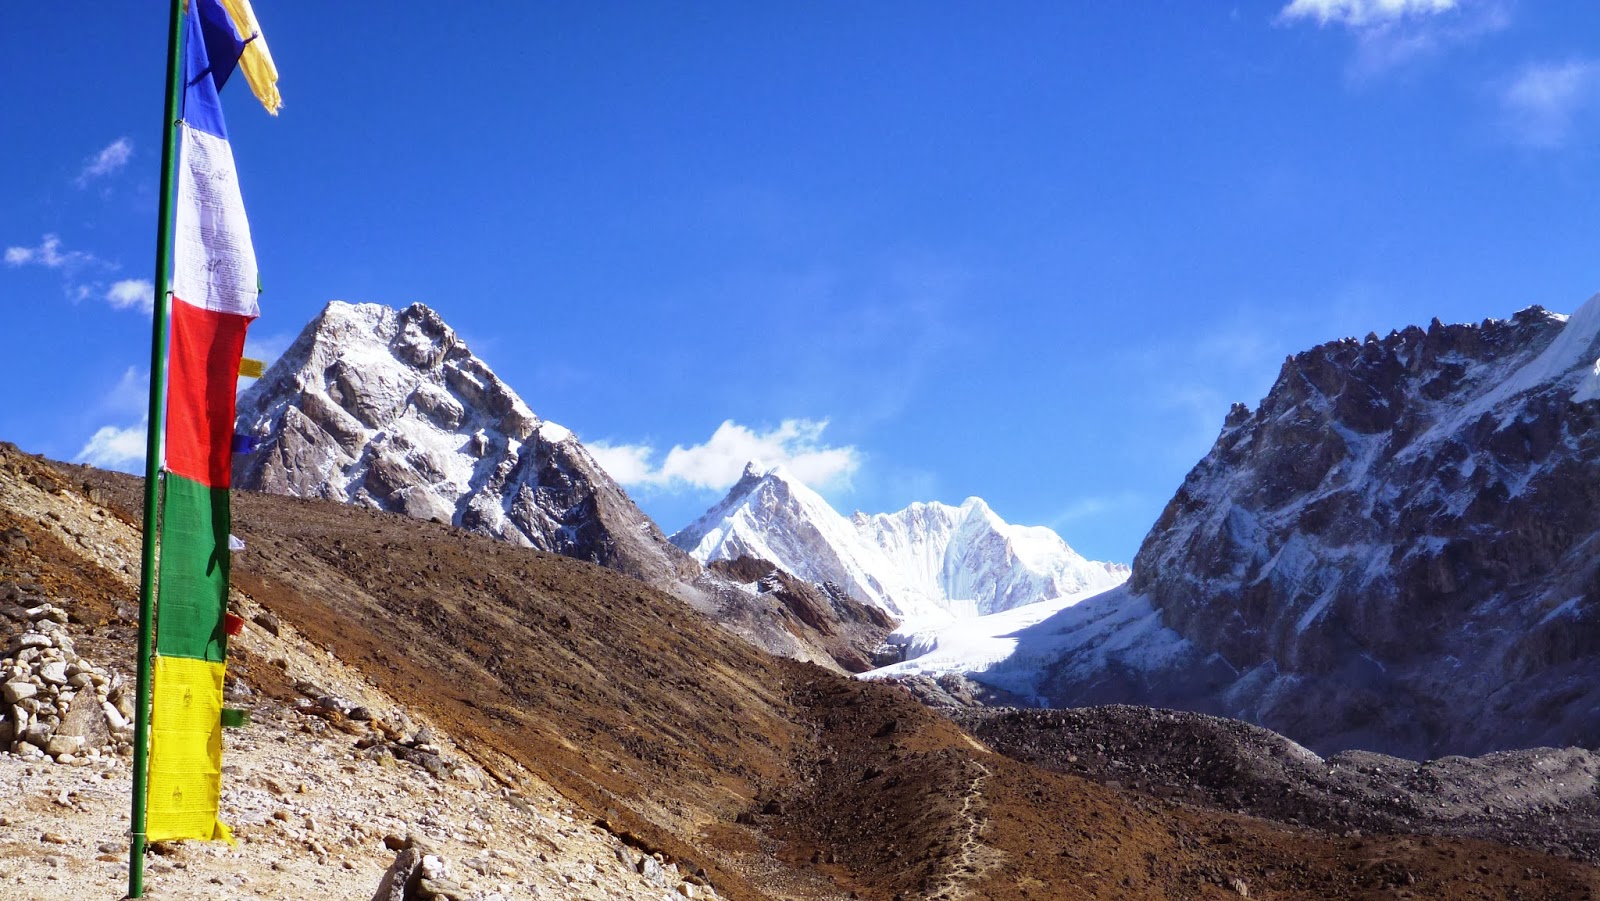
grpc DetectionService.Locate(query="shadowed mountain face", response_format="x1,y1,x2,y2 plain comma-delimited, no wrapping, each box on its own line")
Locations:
231,301,885,672
16,443,1595,900
1036,303,1600,758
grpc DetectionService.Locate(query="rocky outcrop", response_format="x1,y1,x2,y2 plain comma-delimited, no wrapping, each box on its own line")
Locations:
706,556,894,672
1042,302,1600,758
1,589,132,763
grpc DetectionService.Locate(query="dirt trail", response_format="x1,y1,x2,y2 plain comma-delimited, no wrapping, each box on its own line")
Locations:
922,760,995,901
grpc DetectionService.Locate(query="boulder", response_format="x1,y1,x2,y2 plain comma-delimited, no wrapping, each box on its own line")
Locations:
370,847,421,901
57,689,111,750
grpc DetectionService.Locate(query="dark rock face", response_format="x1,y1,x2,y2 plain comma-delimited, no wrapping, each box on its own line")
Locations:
1052,303,1600,758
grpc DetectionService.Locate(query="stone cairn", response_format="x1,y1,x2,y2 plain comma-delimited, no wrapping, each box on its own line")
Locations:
2,584,134,763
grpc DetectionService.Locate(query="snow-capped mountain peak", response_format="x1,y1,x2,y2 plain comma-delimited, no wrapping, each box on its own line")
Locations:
670,463,937,619
858,495,1128,616
672,462,1129,621
233,301,695,588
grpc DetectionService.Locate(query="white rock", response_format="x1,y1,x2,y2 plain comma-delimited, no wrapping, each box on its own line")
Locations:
3,681,38,703
45,733,83,758
102,702,129,732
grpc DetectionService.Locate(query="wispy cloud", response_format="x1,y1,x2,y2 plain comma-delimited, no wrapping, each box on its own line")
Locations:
105,279,154,314
77,137,133,187
4,234,101,270
589,418,861,494
1278,0,1509,78
1497,60,1600,149
4,237,153,311
76,419,147,471
1051,492,1144,529
1280,0,1459,28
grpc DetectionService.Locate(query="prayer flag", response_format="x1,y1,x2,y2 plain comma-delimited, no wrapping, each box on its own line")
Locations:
144,0,267,844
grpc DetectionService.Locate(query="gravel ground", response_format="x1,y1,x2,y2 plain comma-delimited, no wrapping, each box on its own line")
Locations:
952,703,1600,866
0,701,712,900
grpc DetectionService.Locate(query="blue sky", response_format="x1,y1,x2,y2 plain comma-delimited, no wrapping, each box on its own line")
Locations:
4,0,1600,563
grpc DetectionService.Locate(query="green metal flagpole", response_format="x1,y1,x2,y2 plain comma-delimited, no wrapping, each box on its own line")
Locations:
130,0,187,896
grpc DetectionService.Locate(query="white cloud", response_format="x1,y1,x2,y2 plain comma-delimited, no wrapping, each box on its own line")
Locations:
106,279,155,314
589,418,861,493
587,443,657,486
1279,0,1508,77
77,137,133,186
1280,0,1457,27
75,368,154,472
76,419,148,471
1499,60,1600,148
4,234,99,270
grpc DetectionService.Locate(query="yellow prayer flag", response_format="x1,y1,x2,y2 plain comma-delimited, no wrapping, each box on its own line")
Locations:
218,0,282,114
145,656,233,845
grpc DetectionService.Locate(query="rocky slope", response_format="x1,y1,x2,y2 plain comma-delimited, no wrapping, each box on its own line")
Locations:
232,301,882,673
1035,301,1600,758
673,464,1126,620
704,556,896,673
11,443,1598,898
0,444,726,901
952,705,1600,868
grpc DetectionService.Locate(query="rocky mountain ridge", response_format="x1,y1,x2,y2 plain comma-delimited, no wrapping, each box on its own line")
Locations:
1012,301,1600,759
234,301,695,588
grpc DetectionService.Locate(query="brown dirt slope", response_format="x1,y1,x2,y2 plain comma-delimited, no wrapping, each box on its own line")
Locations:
0,444,1584,900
